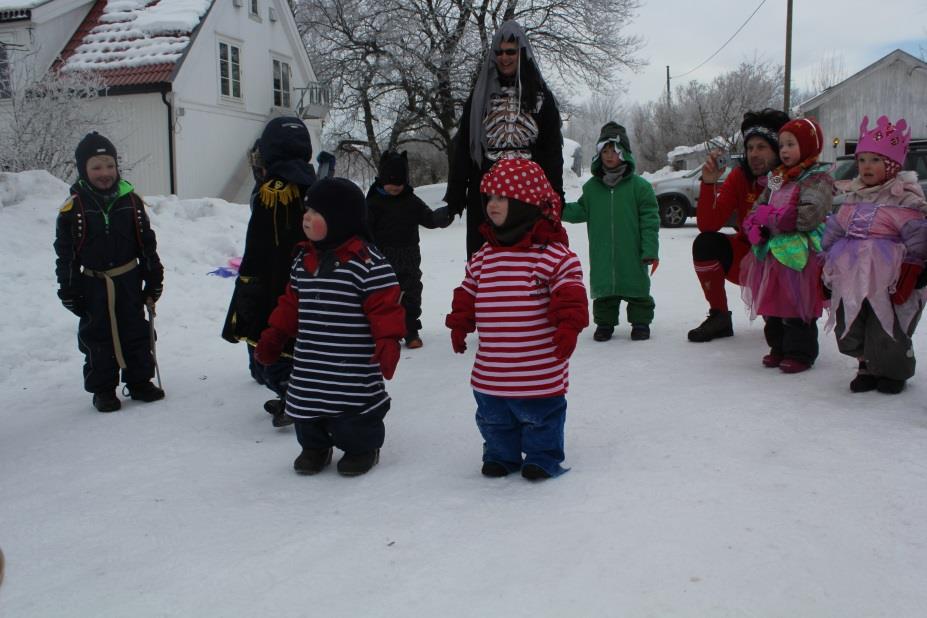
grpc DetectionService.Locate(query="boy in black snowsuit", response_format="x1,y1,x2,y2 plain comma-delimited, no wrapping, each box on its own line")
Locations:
366,151,452,348
222,117,317,427
54,132,165,412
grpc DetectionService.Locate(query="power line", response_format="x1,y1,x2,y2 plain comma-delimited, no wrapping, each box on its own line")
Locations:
670,0,768,79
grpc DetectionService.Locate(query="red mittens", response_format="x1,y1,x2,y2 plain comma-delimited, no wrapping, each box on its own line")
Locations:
552,327,578,360
373,339,400,380
451,329,468,354
255,327,289,366
891,263,923,305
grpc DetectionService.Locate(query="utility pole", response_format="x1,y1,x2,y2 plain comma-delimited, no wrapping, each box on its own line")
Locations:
666,66,671,107
783,0,793,112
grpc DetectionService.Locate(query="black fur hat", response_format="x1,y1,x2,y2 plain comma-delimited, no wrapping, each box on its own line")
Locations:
75,132,118,182
377,150,409,186
740,108,790,150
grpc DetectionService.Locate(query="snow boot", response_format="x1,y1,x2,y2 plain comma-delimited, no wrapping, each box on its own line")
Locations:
593,325,614,342
521,464,551,481
762,353,783,368
779,358,812,374
337,449,380,476
876,377,906,394
294,447,332,475
405,331,423,349
687,310,733,342
630,324,650,341
93,390,121,413
481,461,510,478
850,362,878,393
126,381,165,402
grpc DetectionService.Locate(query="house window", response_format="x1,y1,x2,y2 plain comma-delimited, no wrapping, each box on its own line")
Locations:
272,59,291,108
249,0,258,16
0,45,12,99
218,41,242,100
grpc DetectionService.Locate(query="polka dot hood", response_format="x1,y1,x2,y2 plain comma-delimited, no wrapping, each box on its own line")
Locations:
479,158,563,222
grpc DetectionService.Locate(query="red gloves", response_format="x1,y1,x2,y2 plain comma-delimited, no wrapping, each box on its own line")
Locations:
643,258,659,275
373,339,400,380
451,329,468,354
254,327,289,366
552,327,578,360
891,263,924,305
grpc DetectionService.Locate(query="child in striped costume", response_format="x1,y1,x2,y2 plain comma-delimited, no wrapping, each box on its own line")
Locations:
255,178,406,476
446,159,589,480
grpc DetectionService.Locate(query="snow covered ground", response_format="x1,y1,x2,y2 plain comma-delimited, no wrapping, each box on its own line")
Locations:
1,170,926,617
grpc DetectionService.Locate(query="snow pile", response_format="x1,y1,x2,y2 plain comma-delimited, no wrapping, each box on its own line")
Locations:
2,169,927,615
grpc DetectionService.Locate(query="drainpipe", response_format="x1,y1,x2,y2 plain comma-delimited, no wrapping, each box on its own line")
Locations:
161,88,177,195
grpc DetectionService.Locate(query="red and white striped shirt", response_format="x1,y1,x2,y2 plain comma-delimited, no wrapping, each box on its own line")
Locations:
459,241,585,398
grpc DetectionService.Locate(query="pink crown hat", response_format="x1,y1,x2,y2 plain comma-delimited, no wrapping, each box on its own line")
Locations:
856,115,911,166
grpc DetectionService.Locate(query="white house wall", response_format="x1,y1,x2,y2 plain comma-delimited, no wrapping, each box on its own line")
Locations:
803,59,927,162
171,0,323,202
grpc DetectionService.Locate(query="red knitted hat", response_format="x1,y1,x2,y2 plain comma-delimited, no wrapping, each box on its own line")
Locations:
479,158,562,219
779,117,824,160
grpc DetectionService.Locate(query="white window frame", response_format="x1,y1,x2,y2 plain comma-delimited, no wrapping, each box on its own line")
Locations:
217,39,243,102
249,0,260,19
272,58,292,109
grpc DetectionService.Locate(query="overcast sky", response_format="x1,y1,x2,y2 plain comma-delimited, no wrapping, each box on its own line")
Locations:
620,0,927,106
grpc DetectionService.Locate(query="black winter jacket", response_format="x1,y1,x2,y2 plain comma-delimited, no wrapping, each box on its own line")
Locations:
366,184,448,249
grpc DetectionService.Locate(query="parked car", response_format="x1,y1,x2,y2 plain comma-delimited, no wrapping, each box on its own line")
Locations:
650,160,737,227
829,140,927,208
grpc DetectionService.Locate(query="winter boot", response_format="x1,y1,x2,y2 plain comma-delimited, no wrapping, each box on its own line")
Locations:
630,324,650,341
521,464,552,481
337,449,380,476
762,352,783,368
481,461,510,478
779,358,812,374
126,381,165,402
92,390,121,413
850,362,878,393
593,325,614,342
266,399,293,427
405,331,423,349
294,447,332,475
876,377,906,394
687,310,733,342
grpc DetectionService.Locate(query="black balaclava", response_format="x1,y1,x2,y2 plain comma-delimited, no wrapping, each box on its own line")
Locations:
258,116,317,187
75,132,120,188
303,177,369,250
487,197,541,246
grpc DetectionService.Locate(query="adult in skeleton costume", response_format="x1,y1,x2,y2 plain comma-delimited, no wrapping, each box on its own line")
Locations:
444,20,564,258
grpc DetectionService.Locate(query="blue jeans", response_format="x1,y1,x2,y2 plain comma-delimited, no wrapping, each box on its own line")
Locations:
473,391,568,477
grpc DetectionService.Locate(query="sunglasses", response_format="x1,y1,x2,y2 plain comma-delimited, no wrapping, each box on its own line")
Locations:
494,48,518,57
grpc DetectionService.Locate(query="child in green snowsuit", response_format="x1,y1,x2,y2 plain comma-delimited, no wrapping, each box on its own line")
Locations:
562,122,660,342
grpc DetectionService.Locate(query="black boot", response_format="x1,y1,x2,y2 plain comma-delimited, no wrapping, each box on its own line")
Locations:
876,377,906,394
481,461,510,477
593,325,614,342
263,399,283,415
630,324,650,341
521,464,552,481
93,390,121,412
850,362,878,393
294,447,332,475
127,381,165,402
337,449,380,476
687,310,733,342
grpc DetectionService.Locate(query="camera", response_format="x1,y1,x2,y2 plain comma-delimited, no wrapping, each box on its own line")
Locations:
714,154,729,169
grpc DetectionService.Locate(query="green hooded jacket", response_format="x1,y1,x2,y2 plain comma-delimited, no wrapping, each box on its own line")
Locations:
562,123,659,299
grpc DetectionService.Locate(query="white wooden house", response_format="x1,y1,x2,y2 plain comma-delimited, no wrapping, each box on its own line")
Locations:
799,49,927,162
0,0,329,200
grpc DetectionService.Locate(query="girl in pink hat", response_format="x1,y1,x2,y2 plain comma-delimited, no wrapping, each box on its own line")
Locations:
823,115,927,394
445,158,588,480
740,117,834,373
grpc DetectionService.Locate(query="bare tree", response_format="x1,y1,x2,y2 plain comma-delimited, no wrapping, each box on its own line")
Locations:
563,89,627,167
0,66,112,180
295,0,644,171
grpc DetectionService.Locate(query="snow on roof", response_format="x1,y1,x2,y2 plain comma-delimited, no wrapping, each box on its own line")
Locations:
0,0,47,10
60,0,212,73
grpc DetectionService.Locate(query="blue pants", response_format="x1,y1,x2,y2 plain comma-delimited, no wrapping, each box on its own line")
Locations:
473,391,568,477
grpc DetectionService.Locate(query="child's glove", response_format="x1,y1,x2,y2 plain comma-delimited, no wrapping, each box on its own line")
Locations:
432,206,453,228
552,327,579,360
373,339,400,380
254,327,288,366
57,288,83,317
643,258,659,275
891,263,923,305
142,281,163,305
450,329,467,354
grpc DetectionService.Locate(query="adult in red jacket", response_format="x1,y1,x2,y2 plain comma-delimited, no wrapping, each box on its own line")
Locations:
687,108,790,342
